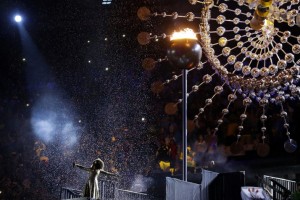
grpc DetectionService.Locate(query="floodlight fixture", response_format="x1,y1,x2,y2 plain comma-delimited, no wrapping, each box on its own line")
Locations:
14,15,22,23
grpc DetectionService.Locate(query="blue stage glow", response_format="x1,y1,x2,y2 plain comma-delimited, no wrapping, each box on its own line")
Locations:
130,174,154,193
32,119,55,143
30,94,79,146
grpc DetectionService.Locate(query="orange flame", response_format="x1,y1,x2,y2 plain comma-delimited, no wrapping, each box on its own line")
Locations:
170,28,197,41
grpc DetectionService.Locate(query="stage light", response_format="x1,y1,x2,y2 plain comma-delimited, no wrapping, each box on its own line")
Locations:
14,15,22,23
102,0,112,5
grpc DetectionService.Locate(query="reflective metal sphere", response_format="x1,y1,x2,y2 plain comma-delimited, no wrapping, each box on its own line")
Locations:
284,139,298,153
167,39,202,69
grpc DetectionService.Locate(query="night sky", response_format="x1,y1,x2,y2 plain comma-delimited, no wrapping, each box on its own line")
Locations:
0,0,300,199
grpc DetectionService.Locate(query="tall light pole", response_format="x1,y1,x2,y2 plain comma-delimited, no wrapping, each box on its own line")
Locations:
167,29,202,181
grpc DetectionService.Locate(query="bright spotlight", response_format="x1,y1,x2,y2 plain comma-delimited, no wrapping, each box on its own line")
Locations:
14,15,22,23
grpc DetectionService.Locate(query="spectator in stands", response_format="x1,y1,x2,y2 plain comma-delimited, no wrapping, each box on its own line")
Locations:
179,146,196,172
193,135,207,169
156,139,171,172
169,138,178,175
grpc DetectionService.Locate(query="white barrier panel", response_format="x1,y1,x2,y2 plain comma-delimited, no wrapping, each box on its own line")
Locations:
201,169,219,200
166,177,201,200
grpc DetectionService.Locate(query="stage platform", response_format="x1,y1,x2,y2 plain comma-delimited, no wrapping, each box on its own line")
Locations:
62,169,295,200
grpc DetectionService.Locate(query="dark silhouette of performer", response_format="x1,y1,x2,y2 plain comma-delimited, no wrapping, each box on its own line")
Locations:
73,158,118,199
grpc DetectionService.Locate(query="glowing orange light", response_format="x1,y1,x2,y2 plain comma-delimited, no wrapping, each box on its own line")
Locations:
262,19,274,37
170,28,197,41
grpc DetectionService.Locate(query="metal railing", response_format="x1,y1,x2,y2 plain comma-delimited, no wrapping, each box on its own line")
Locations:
116,189,150,200
262,175,297,200
60,187,82,199
99,179,117,200
61,179,151,200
